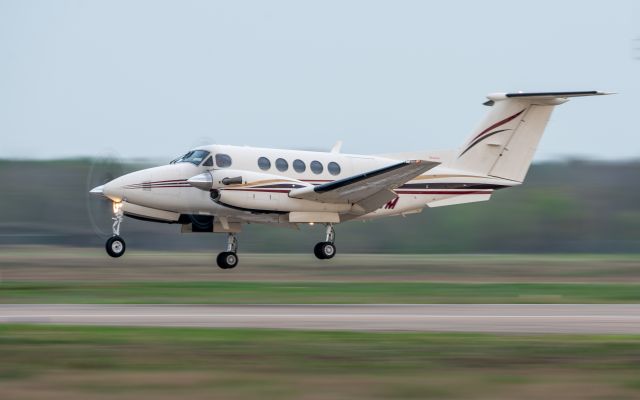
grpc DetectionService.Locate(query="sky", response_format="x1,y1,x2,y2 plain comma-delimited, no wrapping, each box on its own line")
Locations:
1,0,638,161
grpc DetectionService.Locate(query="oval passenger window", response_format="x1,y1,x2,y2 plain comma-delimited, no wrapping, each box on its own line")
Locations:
328,162,341,175
275,158,289,172
258,157,271,170
293,159,306,173
310,160,323,174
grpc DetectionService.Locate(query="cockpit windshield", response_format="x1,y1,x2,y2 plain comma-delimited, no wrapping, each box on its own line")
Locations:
170,150,211,166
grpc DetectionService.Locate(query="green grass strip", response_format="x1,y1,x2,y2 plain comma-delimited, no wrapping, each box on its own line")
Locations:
2,281,640,304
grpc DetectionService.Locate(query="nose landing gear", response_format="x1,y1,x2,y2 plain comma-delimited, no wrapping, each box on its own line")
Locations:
314,224,336,260
105,202,126,258
217,233,239,269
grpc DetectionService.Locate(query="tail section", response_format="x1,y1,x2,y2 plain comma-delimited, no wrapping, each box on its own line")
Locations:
453,91,610,182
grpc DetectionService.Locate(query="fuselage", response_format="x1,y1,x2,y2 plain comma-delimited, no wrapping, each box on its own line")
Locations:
101,144,517,226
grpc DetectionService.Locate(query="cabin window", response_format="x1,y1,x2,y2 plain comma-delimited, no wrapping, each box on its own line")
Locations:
310,160,323,174
293,159,306,173
258,157,271,170
202,156,213,167
328,162,341,175
275,158,288,172
215,153,232,168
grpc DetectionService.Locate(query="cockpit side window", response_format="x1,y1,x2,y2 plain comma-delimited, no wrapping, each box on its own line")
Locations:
215,153,233,168
172,150,211,166
202,156,213,167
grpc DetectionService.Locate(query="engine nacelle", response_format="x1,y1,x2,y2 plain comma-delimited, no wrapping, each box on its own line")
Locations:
189,169,351,214
187,169,305,190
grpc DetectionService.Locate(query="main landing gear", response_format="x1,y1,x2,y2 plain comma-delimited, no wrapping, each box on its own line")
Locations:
217,233,239,269
314,224,336,260
106,202,126,258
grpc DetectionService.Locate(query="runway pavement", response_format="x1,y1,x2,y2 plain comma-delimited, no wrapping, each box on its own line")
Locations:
2,304,640,333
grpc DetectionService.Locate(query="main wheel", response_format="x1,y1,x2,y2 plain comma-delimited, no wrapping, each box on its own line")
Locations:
217,251,238,269
314,242,336,260
313,242,325,259
105,235,126,258
321,242,336,259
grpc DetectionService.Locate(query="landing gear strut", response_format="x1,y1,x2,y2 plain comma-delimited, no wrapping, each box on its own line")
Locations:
106,202,126,258
217,233,239,269
314,224,336,260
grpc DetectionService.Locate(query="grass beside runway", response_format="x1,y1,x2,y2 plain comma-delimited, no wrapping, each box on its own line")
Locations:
3,249,640,283
3,281,640,304
1,325,640,399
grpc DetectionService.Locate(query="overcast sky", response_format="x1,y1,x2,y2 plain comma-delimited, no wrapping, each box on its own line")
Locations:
1,0,638,161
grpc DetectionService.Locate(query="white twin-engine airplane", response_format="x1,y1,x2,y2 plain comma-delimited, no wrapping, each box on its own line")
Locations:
90,91,609,269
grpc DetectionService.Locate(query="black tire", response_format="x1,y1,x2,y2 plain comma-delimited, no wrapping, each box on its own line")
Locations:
217,251,238,269
313,242,326,259
105,235,126,258
314,242,336,260
321,242,336,259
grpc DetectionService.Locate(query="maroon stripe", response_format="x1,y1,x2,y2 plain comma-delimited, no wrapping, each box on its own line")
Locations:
127,182,190,187
223,189,291,193
471,109,525,141
125,183,191,189
458,129,510,157
395,190,491,195
127,185,190,189
148,179,187,183
127,179,188,187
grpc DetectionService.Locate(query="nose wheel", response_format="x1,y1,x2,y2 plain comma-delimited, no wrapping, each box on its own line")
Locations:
314,224,336,260
217,233,239,269
105,202,126,258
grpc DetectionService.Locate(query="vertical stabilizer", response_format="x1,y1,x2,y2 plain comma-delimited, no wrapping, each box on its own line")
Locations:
452,91,609,182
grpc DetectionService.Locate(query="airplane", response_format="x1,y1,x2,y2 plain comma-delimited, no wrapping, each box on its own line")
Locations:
90,91,610,269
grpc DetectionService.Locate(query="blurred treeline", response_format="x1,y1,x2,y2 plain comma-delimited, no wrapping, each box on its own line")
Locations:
0,159,639,253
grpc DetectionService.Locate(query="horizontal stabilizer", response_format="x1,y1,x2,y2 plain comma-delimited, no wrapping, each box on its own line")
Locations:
484,91,612,106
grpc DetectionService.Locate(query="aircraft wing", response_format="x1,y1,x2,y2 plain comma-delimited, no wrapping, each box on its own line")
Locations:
288,160,440,206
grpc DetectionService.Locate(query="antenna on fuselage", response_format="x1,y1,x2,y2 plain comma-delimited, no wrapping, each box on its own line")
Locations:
330,140,343,153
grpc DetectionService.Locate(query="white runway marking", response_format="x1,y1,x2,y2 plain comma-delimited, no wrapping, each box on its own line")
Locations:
2,304,640,333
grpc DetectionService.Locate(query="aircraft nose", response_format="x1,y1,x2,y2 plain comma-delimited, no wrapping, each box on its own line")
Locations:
89,185,105,195
101,178,126,202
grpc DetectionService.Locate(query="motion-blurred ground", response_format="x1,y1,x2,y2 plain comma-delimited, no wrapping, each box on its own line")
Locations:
2,159,640,399
2,325,640,400
2,250,640,399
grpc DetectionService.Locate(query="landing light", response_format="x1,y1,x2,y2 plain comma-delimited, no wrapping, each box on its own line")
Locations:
112,201,123,214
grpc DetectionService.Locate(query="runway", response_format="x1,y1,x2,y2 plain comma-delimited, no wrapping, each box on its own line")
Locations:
2,304,640,333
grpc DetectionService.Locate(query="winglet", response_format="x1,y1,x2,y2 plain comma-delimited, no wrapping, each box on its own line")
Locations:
330,140,343,153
